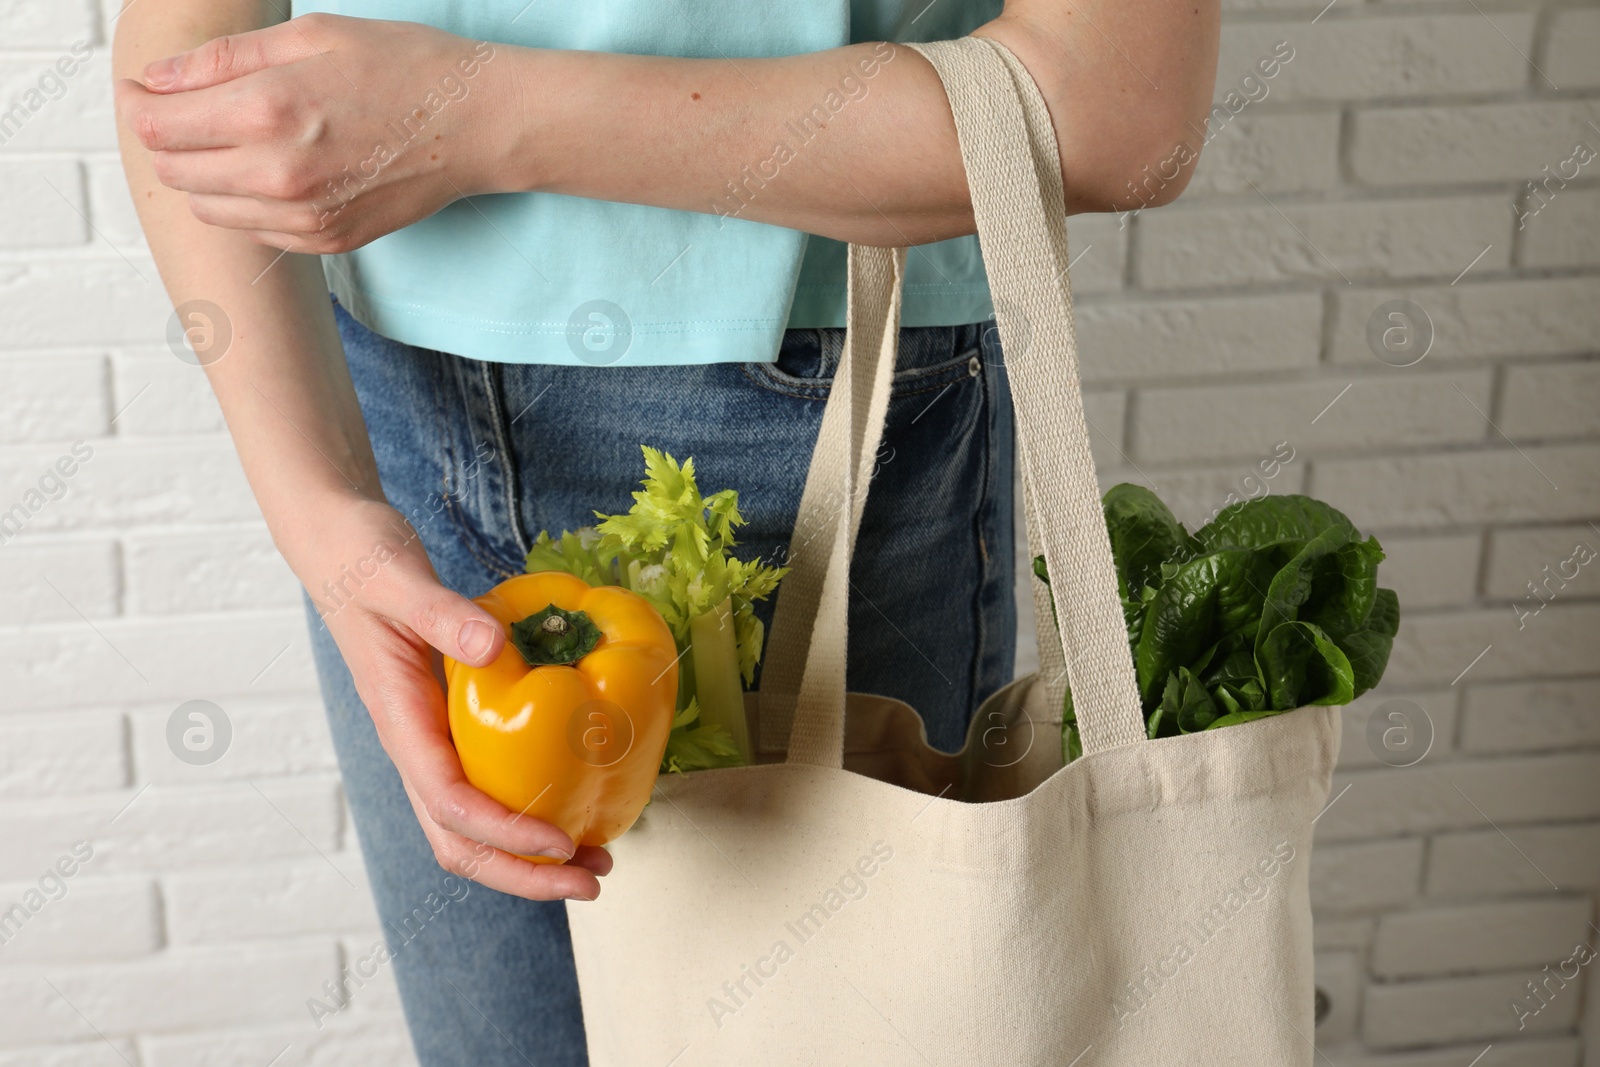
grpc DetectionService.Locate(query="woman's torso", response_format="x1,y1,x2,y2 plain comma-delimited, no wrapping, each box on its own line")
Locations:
293,0,1001,366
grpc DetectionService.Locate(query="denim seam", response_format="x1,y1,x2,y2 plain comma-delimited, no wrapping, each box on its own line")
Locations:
439,359,522,583
479,360,534,568
968,357,996,716
443,494,521,582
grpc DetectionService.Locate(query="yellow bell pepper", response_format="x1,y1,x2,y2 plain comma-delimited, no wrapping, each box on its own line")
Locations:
443,571,678,857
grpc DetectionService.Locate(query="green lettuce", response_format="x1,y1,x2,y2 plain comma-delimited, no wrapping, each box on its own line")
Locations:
1038,489,1399,762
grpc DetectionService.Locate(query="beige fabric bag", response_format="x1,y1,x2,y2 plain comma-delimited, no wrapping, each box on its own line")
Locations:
567,36,1340,1066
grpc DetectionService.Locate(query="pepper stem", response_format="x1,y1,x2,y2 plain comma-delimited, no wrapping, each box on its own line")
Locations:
509,605,602,666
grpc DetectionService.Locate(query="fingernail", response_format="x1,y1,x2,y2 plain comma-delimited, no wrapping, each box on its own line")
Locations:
458,619,496,662
144,57,179,88
537,848,572,861
567,889,598,902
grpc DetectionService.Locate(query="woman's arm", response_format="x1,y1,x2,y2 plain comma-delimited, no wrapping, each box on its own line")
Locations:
114,0,609,901
510,6,1218,241
118,0,1219,252
509,4,1217,245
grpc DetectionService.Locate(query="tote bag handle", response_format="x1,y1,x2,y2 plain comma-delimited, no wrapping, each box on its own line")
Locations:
760,35,1147,768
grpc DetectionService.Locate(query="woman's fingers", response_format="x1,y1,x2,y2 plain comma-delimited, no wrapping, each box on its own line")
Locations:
343,615,575,862
569,845,615,878
142,19,323,93
368,566,505,668
406,784,604,902
241,230,314,252
188,191,321,235
117,75,274,153
464,845,602,902
338,540,506,668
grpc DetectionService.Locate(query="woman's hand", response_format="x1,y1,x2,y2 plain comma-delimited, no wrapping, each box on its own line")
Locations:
118,1,1219,250
286,492,614,901
114,14,508,253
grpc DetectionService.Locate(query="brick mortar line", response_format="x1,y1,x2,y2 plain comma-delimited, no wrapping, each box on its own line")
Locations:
1168,3,1558,20
1136,183,1600,211
1388,671,1600,687
1078,270,1600,303
1204,88,1600,110
0,522,276,537
1473,525,1497,601
1124,358,1589,388
1368,521,1600,541
1488,360,1509,426
0,606,314,634
1399,591,1600,610
1108,438,1600,470
1315,287,1339,363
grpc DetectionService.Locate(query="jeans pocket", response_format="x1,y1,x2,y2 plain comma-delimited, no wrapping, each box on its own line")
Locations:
743,324,985,400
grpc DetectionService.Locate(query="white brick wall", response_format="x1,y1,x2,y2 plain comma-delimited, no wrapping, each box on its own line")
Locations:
2,0,1596,1064
1075,0,1600,1060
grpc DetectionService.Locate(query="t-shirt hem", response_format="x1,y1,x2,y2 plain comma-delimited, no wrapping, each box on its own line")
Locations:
327,274,997,366
330,277,794,367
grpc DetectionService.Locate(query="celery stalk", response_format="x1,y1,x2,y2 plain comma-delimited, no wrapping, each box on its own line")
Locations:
689,596,751,764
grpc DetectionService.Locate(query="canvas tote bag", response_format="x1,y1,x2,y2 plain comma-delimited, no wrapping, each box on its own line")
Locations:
566,35,1341,1066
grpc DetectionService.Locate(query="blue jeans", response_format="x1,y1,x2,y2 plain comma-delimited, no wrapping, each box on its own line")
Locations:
308,298,1016,1065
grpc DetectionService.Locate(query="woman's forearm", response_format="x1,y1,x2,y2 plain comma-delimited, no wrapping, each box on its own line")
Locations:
490,43,969,245
492,5,1218,244
114,0,382,553
124,0,1219,253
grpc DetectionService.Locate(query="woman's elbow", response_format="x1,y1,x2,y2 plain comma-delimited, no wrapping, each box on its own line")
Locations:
1065,113,1206,216
988,5,1221,216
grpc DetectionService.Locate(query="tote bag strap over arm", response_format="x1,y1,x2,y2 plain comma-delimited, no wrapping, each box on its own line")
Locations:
764,35,1147,768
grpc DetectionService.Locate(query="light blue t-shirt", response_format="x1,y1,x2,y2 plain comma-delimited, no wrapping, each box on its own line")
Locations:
294,0,1000,366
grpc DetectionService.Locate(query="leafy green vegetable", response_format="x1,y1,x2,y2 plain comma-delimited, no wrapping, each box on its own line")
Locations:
1104,486,1195,592
1041,489,1399,762
1258,620,1356,709
660,700,745,775
526,447,787,772
1255,524,1356,653
1156,666,1222,736
1342,587,1399,695
1135,549,1268,707
1203,710,1282,730
1199,648,1269,713
1102,485,1194,632
1191,495,1356,554
1303,536,1386,644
